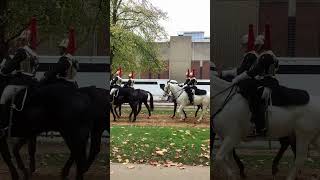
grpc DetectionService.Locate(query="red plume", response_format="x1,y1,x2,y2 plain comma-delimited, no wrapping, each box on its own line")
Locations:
119,67,122,77
192,69,195,77
131,71,134,78
186,69,190,77
66,27,76,55
247,24,255,52
264,24,271,50
29,17,38,50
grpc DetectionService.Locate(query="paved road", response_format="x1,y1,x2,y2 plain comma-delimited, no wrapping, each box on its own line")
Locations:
110,163,210,180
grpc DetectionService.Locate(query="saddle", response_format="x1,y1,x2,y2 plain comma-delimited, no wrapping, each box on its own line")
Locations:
238,79,309,107
270,85,309,106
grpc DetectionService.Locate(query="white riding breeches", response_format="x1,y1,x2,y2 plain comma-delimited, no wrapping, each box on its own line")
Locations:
0,85,27,104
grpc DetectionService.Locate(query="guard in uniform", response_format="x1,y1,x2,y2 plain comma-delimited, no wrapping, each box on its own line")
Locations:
124,71,134,88
220,24,258,80
0,17,39,129
184,69,191,85
232,24,279,136
183,69,196,105
43,27,79,89
110,67,122,88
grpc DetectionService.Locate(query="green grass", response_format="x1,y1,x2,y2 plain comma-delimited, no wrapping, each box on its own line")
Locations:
110,125,210,166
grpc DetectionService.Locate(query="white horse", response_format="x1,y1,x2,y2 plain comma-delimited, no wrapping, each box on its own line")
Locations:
163,80,210,123
211,73,320,180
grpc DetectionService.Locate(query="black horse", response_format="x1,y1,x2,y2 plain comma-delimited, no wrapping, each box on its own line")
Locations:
110,87,139,122
112,88,154,120
0,82,108,180
12,87,110,179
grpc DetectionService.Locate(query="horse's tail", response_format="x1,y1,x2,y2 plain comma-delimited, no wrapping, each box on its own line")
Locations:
147,91,154,111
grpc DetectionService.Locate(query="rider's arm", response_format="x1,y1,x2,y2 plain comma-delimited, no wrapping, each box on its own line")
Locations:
247,54,275,78
1,48,27,74
237,53,257,75
221,68,237,77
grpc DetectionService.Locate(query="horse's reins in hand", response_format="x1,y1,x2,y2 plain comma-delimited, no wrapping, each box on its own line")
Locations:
211,85,237,119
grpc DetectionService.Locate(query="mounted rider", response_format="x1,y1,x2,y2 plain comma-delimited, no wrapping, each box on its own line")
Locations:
183,69,197,105
0,17,39,129
43,27,79,89
219,24,259,81
124,71,134,88
110,67,122,88
232,24,279,137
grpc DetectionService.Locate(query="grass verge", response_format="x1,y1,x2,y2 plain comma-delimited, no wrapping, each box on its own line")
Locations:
111,125,210,166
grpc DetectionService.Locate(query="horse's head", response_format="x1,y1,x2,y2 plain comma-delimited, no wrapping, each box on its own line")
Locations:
162,83,171,98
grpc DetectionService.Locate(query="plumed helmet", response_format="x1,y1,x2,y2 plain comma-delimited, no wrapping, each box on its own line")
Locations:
59,38,69,48
66,27,76,55
17,29,31,41
247,24,255,51
186,69,190,77
240,34,248,45
255,35,265,45
128,71,134,78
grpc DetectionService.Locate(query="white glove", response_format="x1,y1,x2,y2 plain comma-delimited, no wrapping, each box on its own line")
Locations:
261,87,271,100
232,72,249,84
182,84,188,88
221,68,237,77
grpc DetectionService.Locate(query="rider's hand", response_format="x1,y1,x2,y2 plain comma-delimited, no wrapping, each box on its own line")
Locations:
232,72,249,84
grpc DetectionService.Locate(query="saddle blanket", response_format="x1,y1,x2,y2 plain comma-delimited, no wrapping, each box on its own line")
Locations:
194,89,207,95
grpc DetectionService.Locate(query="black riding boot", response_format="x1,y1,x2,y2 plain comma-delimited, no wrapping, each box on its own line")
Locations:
255,102,267,136
188,92,194,105
0,104,8,137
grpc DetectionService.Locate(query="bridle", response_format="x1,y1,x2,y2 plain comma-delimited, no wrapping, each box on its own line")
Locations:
163,81,184,101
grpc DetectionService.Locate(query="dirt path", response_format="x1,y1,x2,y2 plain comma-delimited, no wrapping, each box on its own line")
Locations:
111,114,210,128
110,163,209,180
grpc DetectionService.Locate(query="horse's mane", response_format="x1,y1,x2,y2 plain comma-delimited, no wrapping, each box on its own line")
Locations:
211,71,232,90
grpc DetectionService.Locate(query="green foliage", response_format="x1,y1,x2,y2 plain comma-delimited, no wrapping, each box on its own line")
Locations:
111,0,168,73
2,0,104,47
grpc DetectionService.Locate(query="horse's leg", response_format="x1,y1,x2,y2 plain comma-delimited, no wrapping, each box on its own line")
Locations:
114,105,120,118
232,148,246,179
61,129,89,180
197,104,207,123
13,138,30,180
28,136,37,173
137,102,142,115
195,105,201,117
143,101,151,118
132,103,138,122
86,129,104,169
171,102,177,118
0,138,19,180
177,104,185,121
61,156,74,179
110,106,116,121
216,137,238,179
272,137,291,177
286,134,310,180
119,104,122,117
